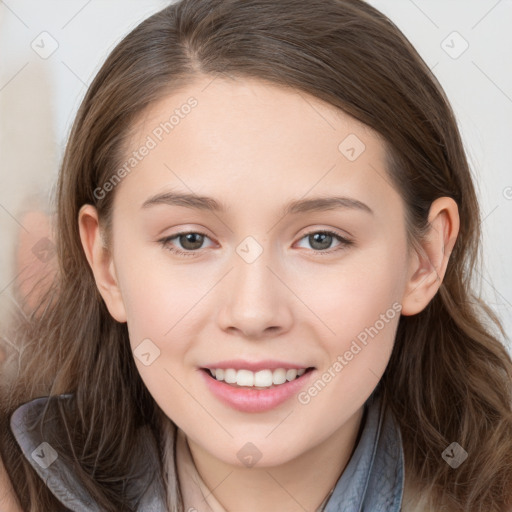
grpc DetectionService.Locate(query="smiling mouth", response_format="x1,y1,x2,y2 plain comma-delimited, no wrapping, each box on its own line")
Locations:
200,367,315,389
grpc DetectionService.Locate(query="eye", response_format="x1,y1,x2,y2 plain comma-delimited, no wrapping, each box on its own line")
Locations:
159,231,214,257
158,229,354,257
295,230,354,254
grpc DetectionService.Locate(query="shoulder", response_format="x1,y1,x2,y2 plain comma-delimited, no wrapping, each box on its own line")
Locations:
0,454,23,512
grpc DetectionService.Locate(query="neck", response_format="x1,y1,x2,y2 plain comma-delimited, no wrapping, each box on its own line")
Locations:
185,405,365,512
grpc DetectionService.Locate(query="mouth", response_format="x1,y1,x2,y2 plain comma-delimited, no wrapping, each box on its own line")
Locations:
199,363,317,413
200,366,315,390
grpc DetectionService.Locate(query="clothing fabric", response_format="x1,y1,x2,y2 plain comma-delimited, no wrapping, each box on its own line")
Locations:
10,389,404,511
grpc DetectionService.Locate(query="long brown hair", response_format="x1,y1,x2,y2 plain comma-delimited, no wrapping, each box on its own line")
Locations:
1,0,511,510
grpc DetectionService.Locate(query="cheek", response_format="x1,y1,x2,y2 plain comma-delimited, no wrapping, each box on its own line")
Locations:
113,248,216,411
115,247,205,344
114,251,206,421
292,253,405,417
299,240,406,374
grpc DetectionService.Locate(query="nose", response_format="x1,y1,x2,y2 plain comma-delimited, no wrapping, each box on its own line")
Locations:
216,244,294,340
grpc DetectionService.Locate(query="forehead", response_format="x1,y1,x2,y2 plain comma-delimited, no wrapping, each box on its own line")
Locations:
115,76,401,219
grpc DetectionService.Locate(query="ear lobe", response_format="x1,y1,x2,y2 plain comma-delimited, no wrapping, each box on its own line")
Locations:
400,197,459,316
78,204,127,323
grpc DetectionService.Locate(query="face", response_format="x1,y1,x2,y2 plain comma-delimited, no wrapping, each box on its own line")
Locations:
91,76,415,467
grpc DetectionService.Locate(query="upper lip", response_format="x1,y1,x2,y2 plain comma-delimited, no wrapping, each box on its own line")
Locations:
201,359,313,372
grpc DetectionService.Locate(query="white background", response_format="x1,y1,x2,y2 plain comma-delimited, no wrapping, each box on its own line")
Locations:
0,1,511,345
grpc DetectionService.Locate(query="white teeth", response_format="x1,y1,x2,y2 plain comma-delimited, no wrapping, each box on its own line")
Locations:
224,368,237,384
208,367,309,388
272,368,287,385
254,370,273,387
236,369,254,386
286,369,298,381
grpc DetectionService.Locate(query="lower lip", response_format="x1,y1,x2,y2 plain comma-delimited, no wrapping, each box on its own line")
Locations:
199,368,315,413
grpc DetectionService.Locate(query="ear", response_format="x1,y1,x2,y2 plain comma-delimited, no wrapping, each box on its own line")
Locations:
400,197,460,316
78,204,127,323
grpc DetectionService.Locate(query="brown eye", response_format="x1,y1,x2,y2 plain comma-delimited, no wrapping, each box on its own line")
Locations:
178,233,205,250
159,231,212,256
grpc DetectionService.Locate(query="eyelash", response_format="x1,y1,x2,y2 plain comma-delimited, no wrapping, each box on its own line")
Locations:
158,230,354,257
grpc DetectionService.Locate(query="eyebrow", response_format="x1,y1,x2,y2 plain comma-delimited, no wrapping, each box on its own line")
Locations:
141,191,374,216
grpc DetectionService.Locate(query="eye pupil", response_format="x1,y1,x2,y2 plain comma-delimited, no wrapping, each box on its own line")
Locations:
310,232,332,250
181,233,204,250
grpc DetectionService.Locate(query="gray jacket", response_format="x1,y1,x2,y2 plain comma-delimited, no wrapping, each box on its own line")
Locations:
10,389,404,511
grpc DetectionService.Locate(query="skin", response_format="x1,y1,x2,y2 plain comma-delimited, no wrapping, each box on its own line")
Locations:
79,76,459,512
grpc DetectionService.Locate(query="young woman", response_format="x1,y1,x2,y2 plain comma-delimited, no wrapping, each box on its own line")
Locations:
1,0,511,511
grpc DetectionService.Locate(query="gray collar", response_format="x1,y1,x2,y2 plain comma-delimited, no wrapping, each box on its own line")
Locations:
323,390,404,512
10,394,166,511
10,390,403,511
